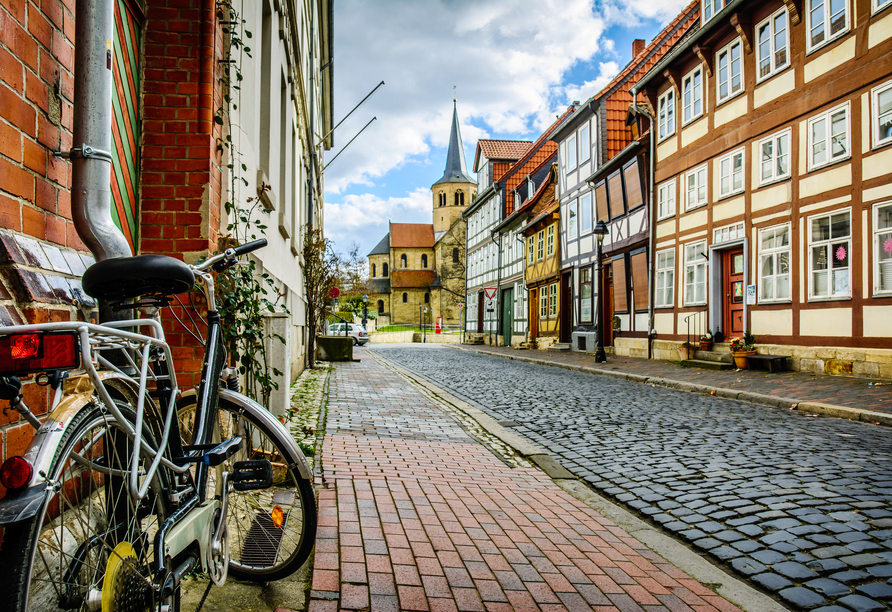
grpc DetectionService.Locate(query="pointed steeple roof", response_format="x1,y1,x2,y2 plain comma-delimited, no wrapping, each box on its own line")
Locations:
433,101,475,186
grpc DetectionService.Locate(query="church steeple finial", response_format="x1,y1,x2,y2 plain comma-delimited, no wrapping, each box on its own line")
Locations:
433,101,474,186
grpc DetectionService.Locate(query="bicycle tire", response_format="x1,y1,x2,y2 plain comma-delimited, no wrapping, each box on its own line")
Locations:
177,395,317,582
0,402,172,612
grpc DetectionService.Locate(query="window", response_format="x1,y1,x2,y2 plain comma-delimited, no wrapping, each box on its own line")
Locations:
872,81,892,148
757,9,789,81
424,293,430,304
564,134,577,169
809,210,851,299
548,283,557,318
876,202,892,294
402,292,408,303
580,193,592,234
809,103,849,170
455,190,464,206
478,162,489,188
580,267,593,323
382,263,388,277
516,282,524,318
682,66,704,124
452,247,459,263
568,200,578,239
714,222,745,244
421,254,427,268
658,88,675,141
807,0,848,52
760,129,792,184
703,0,727,23
876,0,892,14
528,236,534,264
759,225,792,303
658,179,676,220
655,249,675,308
685,165,708,210
537,230,545,260
539,289,547,318
546,225,555,257
377,300,384,314
400,254,407,268
684,242,708,305
579,124,591,162
718,148,744,198
717,39,743,103
372,263,376,278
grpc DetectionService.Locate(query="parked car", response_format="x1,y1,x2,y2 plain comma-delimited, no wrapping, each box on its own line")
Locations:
328,322,369,345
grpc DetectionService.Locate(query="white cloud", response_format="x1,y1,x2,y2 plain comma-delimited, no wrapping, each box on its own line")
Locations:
324,188,431,251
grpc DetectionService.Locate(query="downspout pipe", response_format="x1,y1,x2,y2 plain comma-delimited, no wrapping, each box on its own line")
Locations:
630,86,657,359
70,0,131,263
490,228,501,346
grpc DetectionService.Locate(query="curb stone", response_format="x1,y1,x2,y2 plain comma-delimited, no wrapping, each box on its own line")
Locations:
450,345,889,427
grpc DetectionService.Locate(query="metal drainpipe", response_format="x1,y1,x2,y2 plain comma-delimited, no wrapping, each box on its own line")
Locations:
490,229,501,346
70,0,131,264
630,87,657,359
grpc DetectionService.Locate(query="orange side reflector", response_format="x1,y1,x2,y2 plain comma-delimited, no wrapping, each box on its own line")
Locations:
271,505,284,529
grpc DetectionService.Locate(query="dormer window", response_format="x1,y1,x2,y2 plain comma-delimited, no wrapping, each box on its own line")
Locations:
702,0,727,23
527,176,535,197
514,190,520,210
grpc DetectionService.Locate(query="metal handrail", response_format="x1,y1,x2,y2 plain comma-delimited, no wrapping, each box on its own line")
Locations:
684,307,709,348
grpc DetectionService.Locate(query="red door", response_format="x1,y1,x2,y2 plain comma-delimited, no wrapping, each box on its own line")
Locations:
529,288,538,340
477,291,484,333
723,248,745,336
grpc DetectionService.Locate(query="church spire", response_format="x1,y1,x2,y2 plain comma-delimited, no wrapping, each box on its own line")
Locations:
433,101,475,186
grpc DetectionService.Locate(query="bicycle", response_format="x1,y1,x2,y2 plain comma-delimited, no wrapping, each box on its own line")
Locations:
0,238,317,611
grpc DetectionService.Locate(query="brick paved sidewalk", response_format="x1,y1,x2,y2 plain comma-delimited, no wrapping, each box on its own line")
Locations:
453,346,892,417
301,354,747,612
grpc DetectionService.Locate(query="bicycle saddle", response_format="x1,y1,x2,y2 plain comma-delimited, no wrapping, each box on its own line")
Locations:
82,254,195,304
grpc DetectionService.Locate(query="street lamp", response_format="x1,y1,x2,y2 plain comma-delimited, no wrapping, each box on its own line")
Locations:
362,294,369,330
423,307,428,343
593,220,609,363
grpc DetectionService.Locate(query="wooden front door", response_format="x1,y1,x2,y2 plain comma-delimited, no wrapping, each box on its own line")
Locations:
477,291,484,333
723,248,745,336
529,288,538,340
501,288,513,346
560,271,572,343
601,262,614,346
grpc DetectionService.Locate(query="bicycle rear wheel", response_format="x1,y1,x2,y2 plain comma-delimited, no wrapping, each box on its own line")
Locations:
0,403,171,612
177,395,316,582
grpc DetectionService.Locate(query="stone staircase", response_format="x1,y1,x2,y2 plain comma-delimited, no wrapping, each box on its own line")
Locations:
547,343,571,352
680,344,736,371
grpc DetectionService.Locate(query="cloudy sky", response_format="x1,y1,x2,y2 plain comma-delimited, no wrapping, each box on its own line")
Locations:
324,0,692,257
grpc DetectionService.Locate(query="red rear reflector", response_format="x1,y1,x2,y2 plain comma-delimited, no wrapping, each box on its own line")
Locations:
0,332,80,376
0,456,33,491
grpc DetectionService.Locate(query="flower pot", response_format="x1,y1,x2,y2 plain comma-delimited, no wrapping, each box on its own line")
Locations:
678,346,695,360
732,350,756,369
699,341,713,352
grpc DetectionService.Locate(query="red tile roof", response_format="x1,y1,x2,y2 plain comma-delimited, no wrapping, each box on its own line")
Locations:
391,270,437,288
474,140,533,169
390,223,434,248
595,0,700,160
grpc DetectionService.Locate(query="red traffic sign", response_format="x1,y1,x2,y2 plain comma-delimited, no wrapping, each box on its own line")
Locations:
328,287,340,299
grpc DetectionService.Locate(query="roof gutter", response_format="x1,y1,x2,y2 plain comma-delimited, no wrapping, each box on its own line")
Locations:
632,0,746,94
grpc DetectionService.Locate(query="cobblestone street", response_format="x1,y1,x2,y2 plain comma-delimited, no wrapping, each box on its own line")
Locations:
308,349,752,612
369,345,892,612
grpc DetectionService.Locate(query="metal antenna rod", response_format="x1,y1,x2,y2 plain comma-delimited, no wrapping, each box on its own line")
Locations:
323,117,376,171
317,80,384,147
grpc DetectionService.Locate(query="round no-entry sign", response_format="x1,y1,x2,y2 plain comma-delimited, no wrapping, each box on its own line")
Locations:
329,287,340,299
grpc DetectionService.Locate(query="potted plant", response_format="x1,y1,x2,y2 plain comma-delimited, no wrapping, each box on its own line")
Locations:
678,341,696,360
699,331,714,352
730,330,756,369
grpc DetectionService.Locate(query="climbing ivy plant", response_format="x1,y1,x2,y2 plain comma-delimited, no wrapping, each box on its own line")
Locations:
213,1,285,407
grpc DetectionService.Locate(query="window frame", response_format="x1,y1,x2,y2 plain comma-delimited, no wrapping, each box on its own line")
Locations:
718,147,745,199
658,87,676,142
567,134,577,169
655,248,676,309
759,128,792,186
874,201,892,296
758,223,792,303
683,241,708,306
808,102,850,171
567,199,578,239
537,230,545,261
579,266,593,324
548,283,558,318
539,288,548,319
716,38,744,105
657,179,676,220
579,124,591,163
875,0,892,14
807,0,850,54
872,80,892,149
756,8,790,83
807,208,852,300
580,193,592,234
528,235,534,264
702,0,726,23
682,65,705,126
685,164,708,211
546,225,555,257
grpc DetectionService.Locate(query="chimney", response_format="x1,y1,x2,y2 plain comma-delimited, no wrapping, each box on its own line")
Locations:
633,39,646,58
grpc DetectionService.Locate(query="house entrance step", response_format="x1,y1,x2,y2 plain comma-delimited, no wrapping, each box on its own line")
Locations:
548,343,570,352
693,350,733,363
679,358,736,371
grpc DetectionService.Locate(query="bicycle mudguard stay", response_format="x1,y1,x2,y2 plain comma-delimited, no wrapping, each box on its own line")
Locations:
178,386,313,481
0,371,152,526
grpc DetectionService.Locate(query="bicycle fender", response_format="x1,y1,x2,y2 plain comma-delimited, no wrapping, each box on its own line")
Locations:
180,388,313,480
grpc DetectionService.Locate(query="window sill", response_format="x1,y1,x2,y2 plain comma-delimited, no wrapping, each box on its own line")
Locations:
807,154,852,174
755,63,792,87
657,213,676,222
872,138,892,152
681,114,706,129
654,305,675,310
657,132,676,145
683,302,707,308
806,29,851,57
685,202,708,213
874,1,892,16
757,299,792,305
757,175,793,190
716,88,746,108
806,295,853,303
717,189,745,202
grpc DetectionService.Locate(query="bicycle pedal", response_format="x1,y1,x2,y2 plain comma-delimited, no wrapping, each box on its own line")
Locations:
229,460,273,491
176,436,243,467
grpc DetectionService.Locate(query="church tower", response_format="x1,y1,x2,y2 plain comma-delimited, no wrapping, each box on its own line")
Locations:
431,102,476,234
